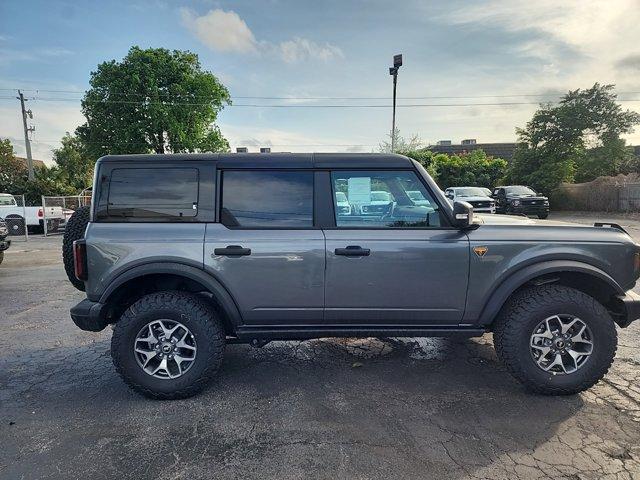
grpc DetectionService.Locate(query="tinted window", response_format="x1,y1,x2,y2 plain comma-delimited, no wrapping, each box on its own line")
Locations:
506,186,537,195
221,171,313,227
108,168,198,218
331,171,441,228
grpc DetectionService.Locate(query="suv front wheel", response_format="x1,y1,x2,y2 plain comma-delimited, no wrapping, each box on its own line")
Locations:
493,285,617,395
111,291,225,399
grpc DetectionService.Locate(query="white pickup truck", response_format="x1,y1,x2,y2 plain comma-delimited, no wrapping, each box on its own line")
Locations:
0,193,65,234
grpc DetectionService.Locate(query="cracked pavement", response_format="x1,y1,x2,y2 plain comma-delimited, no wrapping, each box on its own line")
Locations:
1,213,640,479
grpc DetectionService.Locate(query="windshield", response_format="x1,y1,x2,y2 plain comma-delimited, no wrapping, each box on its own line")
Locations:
506,186,537,195
0,196,16,206
335,192,347,202
371,192,390,201
454,188,488,197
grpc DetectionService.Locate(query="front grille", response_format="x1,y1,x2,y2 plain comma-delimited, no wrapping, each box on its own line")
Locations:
470,201,491,208
521,199,542,206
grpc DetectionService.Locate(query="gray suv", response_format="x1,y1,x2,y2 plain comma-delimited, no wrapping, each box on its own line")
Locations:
68,153,640,399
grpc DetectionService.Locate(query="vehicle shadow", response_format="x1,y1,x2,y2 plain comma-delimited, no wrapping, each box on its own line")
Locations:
0,335,590,479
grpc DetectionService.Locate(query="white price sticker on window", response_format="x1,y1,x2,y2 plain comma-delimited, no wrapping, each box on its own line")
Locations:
348,177,372,205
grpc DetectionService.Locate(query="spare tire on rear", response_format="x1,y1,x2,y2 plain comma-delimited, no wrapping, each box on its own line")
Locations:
62,206,90,291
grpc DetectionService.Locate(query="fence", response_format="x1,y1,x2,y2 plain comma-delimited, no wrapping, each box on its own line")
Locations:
555,174,640,212
3,194,28,241
41,195,92,236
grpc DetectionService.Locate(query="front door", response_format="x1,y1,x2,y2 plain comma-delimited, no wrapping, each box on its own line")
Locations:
204,170,325,325
324,170,469,325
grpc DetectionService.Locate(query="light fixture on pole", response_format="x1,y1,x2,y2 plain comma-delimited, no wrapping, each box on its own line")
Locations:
389,54,402,153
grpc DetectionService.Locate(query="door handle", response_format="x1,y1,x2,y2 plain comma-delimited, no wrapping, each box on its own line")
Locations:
334,245,370,257
214,245,251,257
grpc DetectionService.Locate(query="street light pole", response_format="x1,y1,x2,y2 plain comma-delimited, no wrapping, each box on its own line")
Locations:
389,54,402,153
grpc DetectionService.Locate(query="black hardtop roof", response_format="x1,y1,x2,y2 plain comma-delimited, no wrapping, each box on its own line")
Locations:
97,152,414,169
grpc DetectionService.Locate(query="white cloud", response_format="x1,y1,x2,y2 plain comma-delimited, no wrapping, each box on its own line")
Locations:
180,8,258,54
275,37,344,63
443,0,640,88
180,8,343,63
0,102,84,164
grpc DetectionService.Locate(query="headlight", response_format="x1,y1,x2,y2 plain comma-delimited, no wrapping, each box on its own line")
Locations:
512,200,521,206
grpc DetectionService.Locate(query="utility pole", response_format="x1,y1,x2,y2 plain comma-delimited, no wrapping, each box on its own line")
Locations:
389,54,402,153
17,90,35,181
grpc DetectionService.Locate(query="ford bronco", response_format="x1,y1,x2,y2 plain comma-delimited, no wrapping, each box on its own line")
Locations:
67,153,640,399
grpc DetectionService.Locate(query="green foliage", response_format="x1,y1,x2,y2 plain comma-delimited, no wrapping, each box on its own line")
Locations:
52,133,95,191
427,149,507,189
77,46,231,158
399,149,434,169
0,138,26,194
508,83,640,192
0,138,76,205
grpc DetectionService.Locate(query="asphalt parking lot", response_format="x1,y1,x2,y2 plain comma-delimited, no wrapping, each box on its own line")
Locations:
1,213,639,479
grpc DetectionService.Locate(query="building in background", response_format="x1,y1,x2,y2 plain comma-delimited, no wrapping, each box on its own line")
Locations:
425,139,517,161
15,156,46,169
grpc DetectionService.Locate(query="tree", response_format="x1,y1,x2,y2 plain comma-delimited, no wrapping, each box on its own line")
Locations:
77,46,231,158
0,138,76,204
51,133,95,191
429,150,507,189
379,128,423,153
508,83,640,192
0,138,27,194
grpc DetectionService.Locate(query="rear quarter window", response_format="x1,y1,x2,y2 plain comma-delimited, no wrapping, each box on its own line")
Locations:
107,168,199,219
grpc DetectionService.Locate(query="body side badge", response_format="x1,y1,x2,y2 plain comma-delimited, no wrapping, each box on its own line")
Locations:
473,246,488,258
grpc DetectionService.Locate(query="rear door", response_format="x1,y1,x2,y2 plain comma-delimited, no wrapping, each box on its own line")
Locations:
204,169,325,325
323,169,469,326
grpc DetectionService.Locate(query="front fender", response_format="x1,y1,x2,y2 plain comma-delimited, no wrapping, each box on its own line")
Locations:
475,260,624,326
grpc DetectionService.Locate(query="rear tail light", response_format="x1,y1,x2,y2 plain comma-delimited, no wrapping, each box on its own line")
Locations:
37,208,43,218
73,240,88,281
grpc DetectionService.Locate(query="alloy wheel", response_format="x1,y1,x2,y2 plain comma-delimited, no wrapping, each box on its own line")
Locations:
133,319,197,379
530,314,593,375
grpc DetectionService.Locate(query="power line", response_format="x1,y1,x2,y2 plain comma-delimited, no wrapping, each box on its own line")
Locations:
2,87,640,100
8,96,640,108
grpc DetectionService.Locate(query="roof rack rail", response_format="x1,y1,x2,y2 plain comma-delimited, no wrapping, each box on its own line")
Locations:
594,222,628,234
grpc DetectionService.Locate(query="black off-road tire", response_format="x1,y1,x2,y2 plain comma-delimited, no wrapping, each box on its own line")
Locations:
0,251,3,265
62,206,90,291
111,291,226,400
538,213,549,219
493,285,617,395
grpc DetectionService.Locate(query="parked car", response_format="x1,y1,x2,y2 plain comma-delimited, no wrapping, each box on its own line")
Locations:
444,187,496,213
335,191,352,215
0,217,10,264
360,190,394,215
0,193,65,233
406,190,432,207
67,153,640,399
493,185,549,219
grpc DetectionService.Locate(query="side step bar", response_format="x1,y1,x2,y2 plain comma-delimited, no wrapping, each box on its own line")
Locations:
230,326,487,344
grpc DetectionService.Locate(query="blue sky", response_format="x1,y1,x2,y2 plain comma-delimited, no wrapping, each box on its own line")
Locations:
1,0,640,162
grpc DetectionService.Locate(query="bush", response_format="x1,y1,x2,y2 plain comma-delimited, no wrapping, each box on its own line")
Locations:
428,149,507,189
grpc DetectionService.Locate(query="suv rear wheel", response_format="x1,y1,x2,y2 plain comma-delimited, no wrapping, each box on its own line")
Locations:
493,285,617,395
111,291,225,399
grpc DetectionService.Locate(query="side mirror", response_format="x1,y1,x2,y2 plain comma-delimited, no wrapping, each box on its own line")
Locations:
453,201,474,229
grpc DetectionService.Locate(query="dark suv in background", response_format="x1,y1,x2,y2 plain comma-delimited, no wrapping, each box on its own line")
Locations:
493,185,549,219
66,153,639,399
